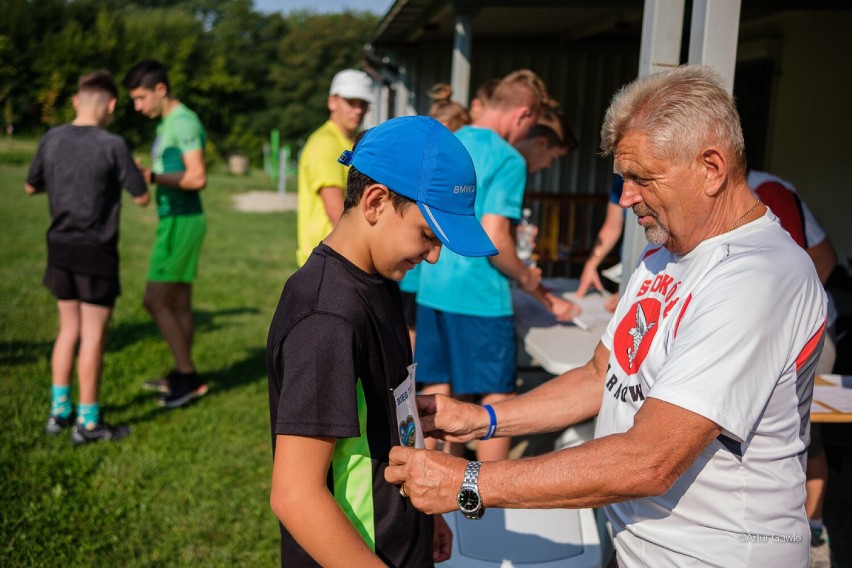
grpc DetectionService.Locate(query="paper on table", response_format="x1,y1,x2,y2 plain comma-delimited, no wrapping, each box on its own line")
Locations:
816,374,852,387
562,291,613,325
601,262,622,284
811,400,833,414
813,385,852,413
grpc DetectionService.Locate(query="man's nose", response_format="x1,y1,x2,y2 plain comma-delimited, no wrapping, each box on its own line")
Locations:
619,181,642,209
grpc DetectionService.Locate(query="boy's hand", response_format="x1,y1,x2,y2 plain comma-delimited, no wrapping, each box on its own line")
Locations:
433,513,453,562
518,264,542,293
134,159,153,184
547,294,580,322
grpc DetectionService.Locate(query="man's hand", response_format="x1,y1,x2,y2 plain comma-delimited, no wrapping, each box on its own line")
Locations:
385,446,467,515
417,394,489,443
432,512,453,563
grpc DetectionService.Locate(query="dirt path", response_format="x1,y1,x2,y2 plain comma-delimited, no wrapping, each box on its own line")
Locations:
232,190,296,213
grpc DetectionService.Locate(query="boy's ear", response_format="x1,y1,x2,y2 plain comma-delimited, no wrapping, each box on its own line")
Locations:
514,106,533,127
361,183,391,224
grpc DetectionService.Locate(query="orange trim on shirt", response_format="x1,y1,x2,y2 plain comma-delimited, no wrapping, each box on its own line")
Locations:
642,246,663,260
673,293,693,339
796,320,827,371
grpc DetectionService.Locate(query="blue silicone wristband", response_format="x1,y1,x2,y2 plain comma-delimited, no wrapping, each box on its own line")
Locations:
481,404,497,441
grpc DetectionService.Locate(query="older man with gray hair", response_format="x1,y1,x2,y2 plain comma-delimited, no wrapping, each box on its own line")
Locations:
385,65,827,567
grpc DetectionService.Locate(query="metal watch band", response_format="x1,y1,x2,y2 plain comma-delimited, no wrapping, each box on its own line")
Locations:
464,461,482,485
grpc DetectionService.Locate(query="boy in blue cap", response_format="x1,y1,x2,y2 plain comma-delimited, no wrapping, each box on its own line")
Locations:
267,116,496,567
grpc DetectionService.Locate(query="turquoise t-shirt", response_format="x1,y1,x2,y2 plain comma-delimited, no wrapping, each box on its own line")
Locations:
152,103,206,218
417,126,526,317
399,263,421,294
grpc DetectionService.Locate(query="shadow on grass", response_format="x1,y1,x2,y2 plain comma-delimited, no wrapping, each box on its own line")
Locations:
110,346,268,426
107,306,261,353
0,307,260,367
0,340,53,366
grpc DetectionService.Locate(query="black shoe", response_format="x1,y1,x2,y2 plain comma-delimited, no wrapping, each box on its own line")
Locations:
158,372,208,408
142,369,177,392
71,420,131,445
46,414,74,434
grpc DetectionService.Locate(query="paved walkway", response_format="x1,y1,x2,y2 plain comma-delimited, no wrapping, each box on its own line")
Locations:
232,190,296,212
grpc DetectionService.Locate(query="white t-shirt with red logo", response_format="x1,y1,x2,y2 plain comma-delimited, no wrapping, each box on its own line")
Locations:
597,210,826,567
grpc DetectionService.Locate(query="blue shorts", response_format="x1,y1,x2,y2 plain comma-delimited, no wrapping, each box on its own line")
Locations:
414,305,516,395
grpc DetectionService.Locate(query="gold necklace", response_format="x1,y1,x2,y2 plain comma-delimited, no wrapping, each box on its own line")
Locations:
729,199,761,232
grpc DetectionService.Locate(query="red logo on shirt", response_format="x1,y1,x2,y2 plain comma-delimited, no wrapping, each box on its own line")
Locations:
613,299,661,375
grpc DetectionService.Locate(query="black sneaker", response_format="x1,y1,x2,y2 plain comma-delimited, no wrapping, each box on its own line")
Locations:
46,414,74,434
158,372,208,408
142,370,176,392
71,421,131,445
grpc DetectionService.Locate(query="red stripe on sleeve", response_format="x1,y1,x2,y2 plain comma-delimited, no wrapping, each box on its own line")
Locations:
673,293,693,339
754,182,806,248
796,320,827,371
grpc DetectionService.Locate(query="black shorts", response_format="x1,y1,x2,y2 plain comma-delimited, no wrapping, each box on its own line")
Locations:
44,266,120,307
400,291,417,329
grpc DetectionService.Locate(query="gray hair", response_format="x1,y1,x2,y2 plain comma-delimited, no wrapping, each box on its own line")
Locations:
600,65,746,177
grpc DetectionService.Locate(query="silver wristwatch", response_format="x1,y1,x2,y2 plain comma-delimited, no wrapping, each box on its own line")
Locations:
457,461,484,520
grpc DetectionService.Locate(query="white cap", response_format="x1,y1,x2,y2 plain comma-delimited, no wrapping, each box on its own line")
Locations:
329,69,375,104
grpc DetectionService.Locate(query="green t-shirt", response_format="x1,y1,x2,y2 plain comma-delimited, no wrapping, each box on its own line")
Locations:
296,120,352,266
152,103,206,217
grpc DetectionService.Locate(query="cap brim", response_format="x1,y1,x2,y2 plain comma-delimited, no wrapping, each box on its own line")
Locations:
331,89,375,104
418,203,498,257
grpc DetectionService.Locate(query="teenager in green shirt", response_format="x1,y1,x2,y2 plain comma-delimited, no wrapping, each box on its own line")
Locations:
124,59,209,408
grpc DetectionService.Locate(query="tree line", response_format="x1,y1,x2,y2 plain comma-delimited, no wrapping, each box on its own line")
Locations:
0,0,378,163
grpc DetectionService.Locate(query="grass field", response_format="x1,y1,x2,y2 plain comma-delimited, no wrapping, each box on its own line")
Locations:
0,136,297,566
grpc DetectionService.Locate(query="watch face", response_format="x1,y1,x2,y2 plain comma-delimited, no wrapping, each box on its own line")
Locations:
457,488,481,513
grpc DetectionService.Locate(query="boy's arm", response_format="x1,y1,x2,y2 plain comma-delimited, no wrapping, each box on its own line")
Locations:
25,183,43,195
145,149,206,191
481,213,540,292
271,434,385,568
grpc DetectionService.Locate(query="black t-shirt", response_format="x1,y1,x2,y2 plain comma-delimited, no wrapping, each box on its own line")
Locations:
267,244,434,568
26,124,148,276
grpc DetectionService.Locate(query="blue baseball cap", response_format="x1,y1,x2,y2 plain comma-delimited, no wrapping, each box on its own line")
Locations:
338,116,497,257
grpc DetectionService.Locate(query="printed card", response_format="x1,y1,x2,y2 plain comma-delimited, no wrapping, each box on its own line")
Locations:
393,364,425,449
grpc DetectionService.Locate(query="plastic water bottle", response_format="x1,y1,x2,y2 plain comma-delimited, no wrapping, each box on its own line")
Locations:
516,207,535,265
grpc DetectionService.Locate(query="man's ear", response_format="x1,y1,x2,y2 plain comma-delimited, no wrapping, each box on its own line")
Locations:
361,183,391,224
700,146,728,197
155,82,169,98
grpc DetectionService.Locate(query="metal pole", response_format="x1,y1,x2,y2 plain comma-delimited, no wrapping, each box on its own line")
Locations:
620,0,686,297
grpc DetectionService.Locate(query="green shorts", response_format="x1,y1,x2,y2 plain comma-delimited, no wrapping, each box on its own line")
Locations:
148,214,207,283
